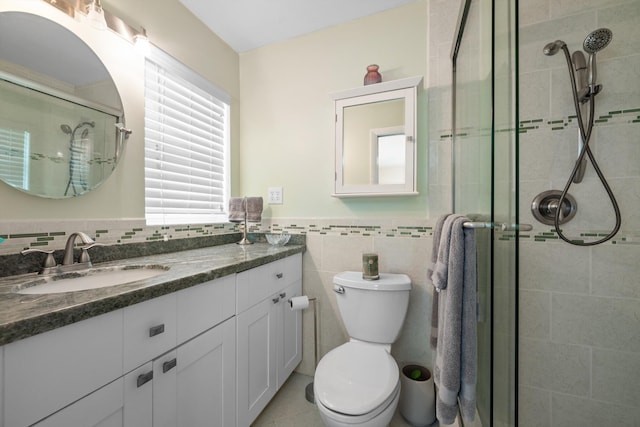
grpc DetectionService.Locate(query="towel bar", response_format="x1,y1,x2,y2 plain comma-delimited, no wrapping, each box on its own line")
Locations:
462,222,533,231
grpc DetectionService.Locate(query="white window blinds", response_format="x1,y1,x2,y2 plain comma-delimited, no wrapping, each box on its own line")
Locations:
144,47,230,225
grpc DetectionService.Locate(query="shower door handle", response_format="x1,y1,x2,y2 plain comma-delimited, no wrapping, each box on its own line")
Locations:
333,285,345,294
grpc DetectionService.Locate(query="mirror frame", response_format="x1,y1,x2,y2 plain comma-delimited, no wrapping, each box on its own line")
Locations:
331,76,422,197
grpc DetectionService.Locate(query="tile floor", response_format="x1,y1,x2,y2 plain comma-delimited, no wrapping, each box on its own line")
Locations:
252,372,436,427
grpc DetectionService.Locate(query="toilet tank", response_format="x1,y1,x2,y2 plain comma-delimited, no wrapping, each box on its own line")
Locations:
333,271,412,344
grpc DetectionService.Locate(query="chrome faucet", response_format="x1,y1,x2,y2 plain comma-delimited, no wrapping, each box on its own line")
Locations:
62,232,96,265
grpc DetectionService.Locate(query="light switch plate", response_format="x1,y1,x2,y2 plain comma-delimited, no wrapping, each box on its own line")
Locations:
268,187,283,204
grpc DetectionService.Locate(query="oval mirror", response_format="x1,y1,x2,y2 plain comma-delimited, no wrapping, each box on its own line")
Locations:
0,11,126,198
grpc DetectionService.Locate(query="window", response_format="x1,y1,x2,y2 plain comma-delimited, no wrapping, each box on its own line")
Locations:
144,46,230,225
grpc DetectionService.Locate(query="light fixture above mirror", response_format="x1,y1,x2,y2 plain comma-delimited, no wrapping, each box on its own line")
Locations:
42,0,146,44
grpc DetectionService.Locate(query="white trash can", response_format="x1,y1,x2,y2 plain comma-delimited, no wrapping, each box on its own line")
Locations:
399,364,436,426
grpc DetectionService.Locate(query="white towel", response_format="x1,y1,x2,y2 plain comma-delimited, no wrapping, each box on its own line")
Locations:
433,216,477,425
246,196,263,222
428,214,451,351
228,197,245,222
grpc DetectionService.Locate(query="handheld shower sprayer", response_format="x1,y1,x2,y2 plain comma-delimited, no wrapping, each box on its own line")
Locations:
583,28,613,91
535,29,620,246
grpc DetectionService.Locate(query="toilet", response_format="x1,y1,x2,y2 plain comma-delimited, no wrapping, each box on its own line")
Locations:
314,271,412,427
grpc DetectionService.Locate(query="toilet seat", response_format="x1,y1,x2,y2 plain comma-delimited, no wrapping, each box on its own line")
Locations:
314,341,399,416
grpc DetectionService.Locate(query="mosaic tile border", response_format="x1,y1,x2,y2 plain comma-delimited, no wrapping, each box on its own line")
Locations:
519,107,640,134
2,217,638,256
436,107,640,140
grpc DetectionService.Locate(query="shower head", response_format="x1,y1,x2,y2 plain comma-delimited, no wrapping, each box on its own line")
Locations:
543,40,566,56
583,28,613,89
583,28,612,53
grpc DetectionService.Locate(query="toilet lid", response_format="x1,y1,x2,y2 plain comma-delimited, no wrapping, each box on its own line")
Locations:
315,342,399,416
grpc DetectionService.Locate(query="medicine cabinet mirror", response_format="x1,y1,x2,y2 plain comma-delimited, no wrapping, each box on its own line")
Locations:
332,76,422,197
0,11,127,199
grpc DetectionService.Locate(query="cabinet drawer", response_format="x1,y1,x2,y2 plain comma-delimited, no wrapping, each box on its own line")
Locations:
237,253,302,313
33,377,124,427
176,275,235,344
4,310,123,427
123,292,177,373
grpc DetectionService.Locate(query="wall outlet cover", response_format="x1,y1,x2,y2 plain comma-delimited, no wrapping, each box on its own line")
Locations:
268,187,283,204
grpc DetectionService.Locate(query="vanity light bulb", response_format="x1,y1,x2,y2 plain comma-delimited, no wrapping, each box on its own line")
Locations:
86,0,107,31
134,34,150,55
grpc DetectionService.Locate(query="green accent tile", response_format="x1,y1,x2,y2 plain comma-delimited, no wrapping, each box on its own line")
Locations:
622,108,640,113
30,242,50,247
609,110,622,115
10,233,49,238
120,235,133,240
532,119,544,123
520,126,537,130
518,130,528,134
549,120,564,124
49,232,65,236
124,232,136,236
132,228,143,232
551,127,564,131
632,119,640,123
594,119,608,123
36,237,54,242
520,120,532,124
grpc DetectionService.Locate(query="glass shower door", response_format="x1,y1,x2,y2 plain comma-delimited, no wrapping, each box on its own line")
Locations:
451,0,519,426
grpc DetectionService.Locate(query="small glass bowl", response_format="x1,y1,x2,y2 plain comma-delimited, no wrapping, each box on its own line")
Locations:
265,234,291,246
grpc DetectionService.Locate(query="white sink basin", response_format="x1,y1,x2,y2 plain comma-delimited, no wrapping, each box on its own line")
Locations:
17,265,169,295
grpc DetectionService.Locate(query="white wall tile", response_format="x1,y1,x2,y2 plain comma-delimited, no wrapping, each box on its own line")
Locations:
519,338,591,395
591,243,640,298
518,386,552,427
519,241,591,293
592,348,640,407
551,392,640,427
520,290,552,339
552,293,640,352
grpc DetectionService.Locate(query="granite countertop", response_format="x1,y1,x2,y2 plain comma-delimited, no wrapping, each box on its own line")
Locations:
0,242,304,347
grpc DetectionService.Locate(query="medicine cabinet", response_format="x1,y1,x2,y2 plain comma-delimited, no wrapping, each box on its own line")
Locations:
332,76,422,197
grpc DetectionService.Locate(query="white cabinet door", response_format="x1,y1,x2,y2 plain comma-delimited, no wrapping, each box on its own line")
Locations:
123,363,153,427
177,317,236,427
152,349,178,427
153,318,236,427
33,379,125,427
277,280,303,388
236,297,278,427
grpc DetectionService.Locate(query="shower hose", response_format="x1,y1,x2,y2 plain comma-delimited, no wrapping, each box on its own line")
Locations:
555,44,621,246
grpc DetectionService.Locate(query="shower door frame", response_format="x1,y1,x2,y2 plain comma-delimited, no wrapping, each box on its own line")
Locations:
450,0,520,426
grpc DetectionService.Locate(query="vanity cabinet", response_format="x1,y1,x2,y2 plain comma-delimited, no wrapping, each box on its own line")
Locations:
3,275,236,427
1,252,302,427
236,253,303,427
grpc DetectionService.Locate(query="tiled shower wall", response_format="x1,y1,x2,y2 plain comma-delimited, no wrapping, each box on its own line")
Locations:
518,0,640,426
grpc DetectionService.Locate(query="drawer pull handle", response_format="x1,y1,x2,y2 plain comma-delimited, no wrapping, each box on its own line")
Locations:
279,292,286,299
272,297,280,304
149,324,165,337
163,358,177,373
137,371,153,388
276,272,284,279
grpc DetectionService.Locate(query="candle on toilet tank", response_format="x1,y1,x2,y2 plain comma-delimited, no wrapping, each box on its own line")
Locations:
362,253,379,280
